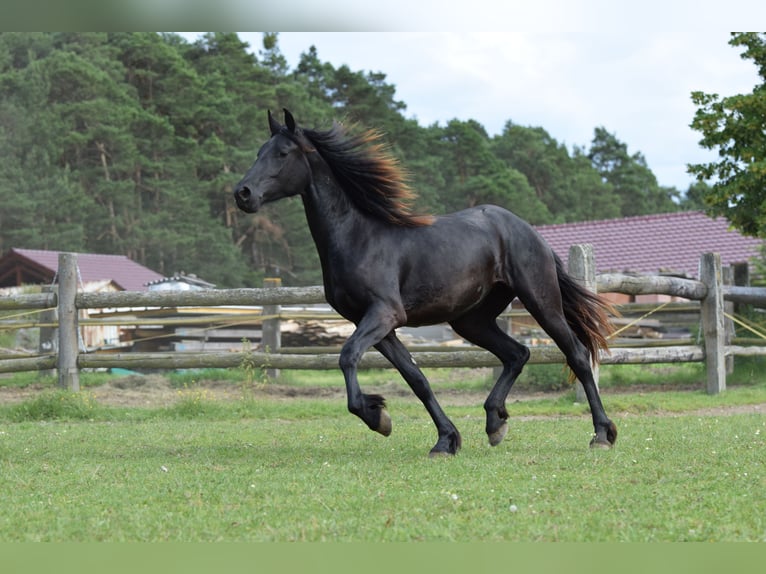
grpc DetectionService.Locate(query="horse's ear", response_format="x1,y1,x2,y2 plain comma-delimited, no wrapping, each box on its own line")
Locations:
284,108,296,133
268,110,281,136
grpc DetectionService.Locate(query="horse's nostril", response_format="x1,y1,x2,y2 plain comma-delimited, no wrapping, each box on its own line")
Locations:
237,186,251,201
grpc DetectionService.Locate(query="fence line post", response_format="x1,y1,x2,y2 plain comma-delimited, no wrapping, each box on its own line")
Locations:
699,252,725,394
57,253,80,391
262,277,282,380
568,244,598,402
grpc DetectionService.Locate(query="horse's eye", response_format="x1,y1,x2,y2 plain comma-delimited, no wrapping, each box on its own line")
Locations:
275,145,291,157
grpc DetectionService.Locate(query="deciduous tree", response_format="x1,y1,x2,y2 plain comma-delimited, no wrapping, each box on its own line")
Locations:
688,32,766,236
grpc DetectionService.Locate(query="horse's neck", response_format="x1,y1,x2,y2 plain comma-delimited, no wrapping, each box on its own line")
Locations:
301,161,360,253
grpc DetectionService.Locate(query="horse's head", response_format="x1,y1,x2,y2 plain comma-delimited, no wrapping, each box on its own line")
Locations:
233,109,313,213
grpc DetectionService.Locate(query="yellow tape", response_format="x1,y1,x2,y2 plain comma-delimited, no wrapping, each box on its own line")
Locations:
725,312,766,340
607,300,671,339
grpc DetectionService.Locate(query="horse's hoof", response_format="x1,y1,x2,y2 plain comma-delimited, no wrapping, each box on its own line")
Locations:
488,422,508,447
376,408,392,436
428,432,461,457
428,449,454,458
589,437,613,450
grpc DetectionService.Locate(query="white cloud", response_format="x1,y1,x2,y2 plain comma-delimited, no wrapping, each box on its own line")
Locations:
227,29,762,191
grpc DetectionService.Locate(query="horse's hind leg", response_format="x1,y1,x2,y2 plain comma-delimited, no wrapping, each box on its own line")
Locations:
519,291,617,448
449,290,529,447
375,333,461,456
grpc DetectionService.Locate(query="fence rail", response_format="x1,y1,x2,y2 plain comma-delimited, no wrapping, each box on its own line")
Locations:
2,247,765,395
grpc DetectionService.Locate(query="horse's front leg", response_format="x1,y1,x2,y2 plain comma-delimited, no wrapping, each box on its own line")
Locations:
375,333,461,456
339,306,400,437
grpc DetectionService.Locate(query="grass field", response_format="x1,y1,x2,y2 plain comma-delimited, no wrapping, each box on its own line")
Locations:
0,361,765,542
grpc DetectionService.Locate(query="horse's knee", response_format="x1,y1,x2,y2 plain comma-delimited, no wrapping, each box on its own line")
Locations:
501,344,530,377
339,347,361,373
514,346,531,373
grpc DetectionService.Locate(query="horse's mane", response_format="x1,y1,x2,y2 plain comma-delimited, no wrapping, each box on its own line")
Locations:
301,123,434,226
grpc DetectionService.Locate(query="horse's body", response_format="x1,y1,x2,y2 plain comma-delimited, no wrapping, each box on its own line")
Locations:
323,206,531,325
234,109,617,456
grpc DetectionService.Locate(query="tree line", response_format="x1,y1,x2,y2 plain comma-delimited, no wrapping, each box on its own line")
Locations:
0,32,704,287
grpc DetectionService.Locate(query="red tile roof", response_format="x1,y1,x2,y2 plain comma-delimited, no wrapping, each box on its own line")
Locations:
535,211,763,278
0,248,164,291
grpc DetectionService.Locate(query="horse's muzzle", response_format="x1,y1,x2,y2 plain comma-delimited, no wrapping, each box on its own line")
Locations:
234,185,260,213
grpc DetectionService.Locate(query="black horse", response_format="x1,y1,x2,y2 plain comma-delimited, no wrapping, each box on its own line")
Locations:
234,109,617,456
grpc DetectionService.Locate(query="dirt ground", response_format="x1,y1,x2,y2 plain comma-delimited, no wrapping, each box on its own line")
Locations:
0,374,506,408
0,373,764,418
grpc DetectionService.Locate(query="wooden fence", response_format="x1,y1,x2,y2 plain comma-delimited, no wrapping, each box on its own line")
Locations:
1,246,765,395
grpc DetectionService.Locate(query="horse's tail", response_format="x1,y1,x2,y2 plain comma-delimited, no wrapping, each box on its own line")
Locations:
554,254,616,366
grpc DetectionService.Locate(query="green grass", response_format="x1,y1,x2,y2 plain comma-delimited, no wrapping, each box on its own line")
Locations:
1,361,765,541
0,356,761,394
0,369,120,389
2,359,766,423
0,399,764,541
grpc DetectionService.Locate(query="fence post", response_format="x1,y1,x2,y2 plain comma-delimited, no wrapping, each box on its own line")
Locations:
57,253,80,391
699,252,725,394
568,244,598,402
262,277,282,380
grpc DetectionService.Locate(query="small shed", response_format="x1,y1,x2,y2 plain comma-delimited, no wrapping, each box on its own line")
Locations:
0,248,165,351
0,248,164,291
146,273,216,291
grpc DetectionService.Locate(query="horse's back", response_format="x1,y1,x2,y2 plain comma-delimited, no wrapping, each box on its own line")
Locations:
443,204,555,259
441,204,561,292
389,205,554,324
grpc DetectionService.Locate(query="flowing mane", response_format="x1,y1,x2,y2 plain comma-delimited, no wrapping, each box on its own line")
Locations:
301,123,434,226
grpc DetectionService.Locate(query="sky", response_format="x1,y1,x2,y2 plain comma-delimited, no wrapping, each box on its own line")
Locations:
176,3,764,193
233,30,759,193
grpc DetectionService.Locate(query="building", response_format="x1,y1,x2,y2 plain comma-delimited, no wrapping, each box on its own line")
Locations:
536,211,763,304
529,211,764,340
535,211,763,279
0,248,164,292
0,248,165,351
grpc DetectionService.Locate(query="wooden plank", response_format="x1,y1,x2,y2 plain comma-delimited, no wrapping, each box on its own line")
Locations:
76,345,706,371
723,285,766,307
77,285,326,309
726,345,766,357
0,355,57,373
81,313,265,326
601,345,705,364
0,291,56,310
0,274,724,315
598,273,707,300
